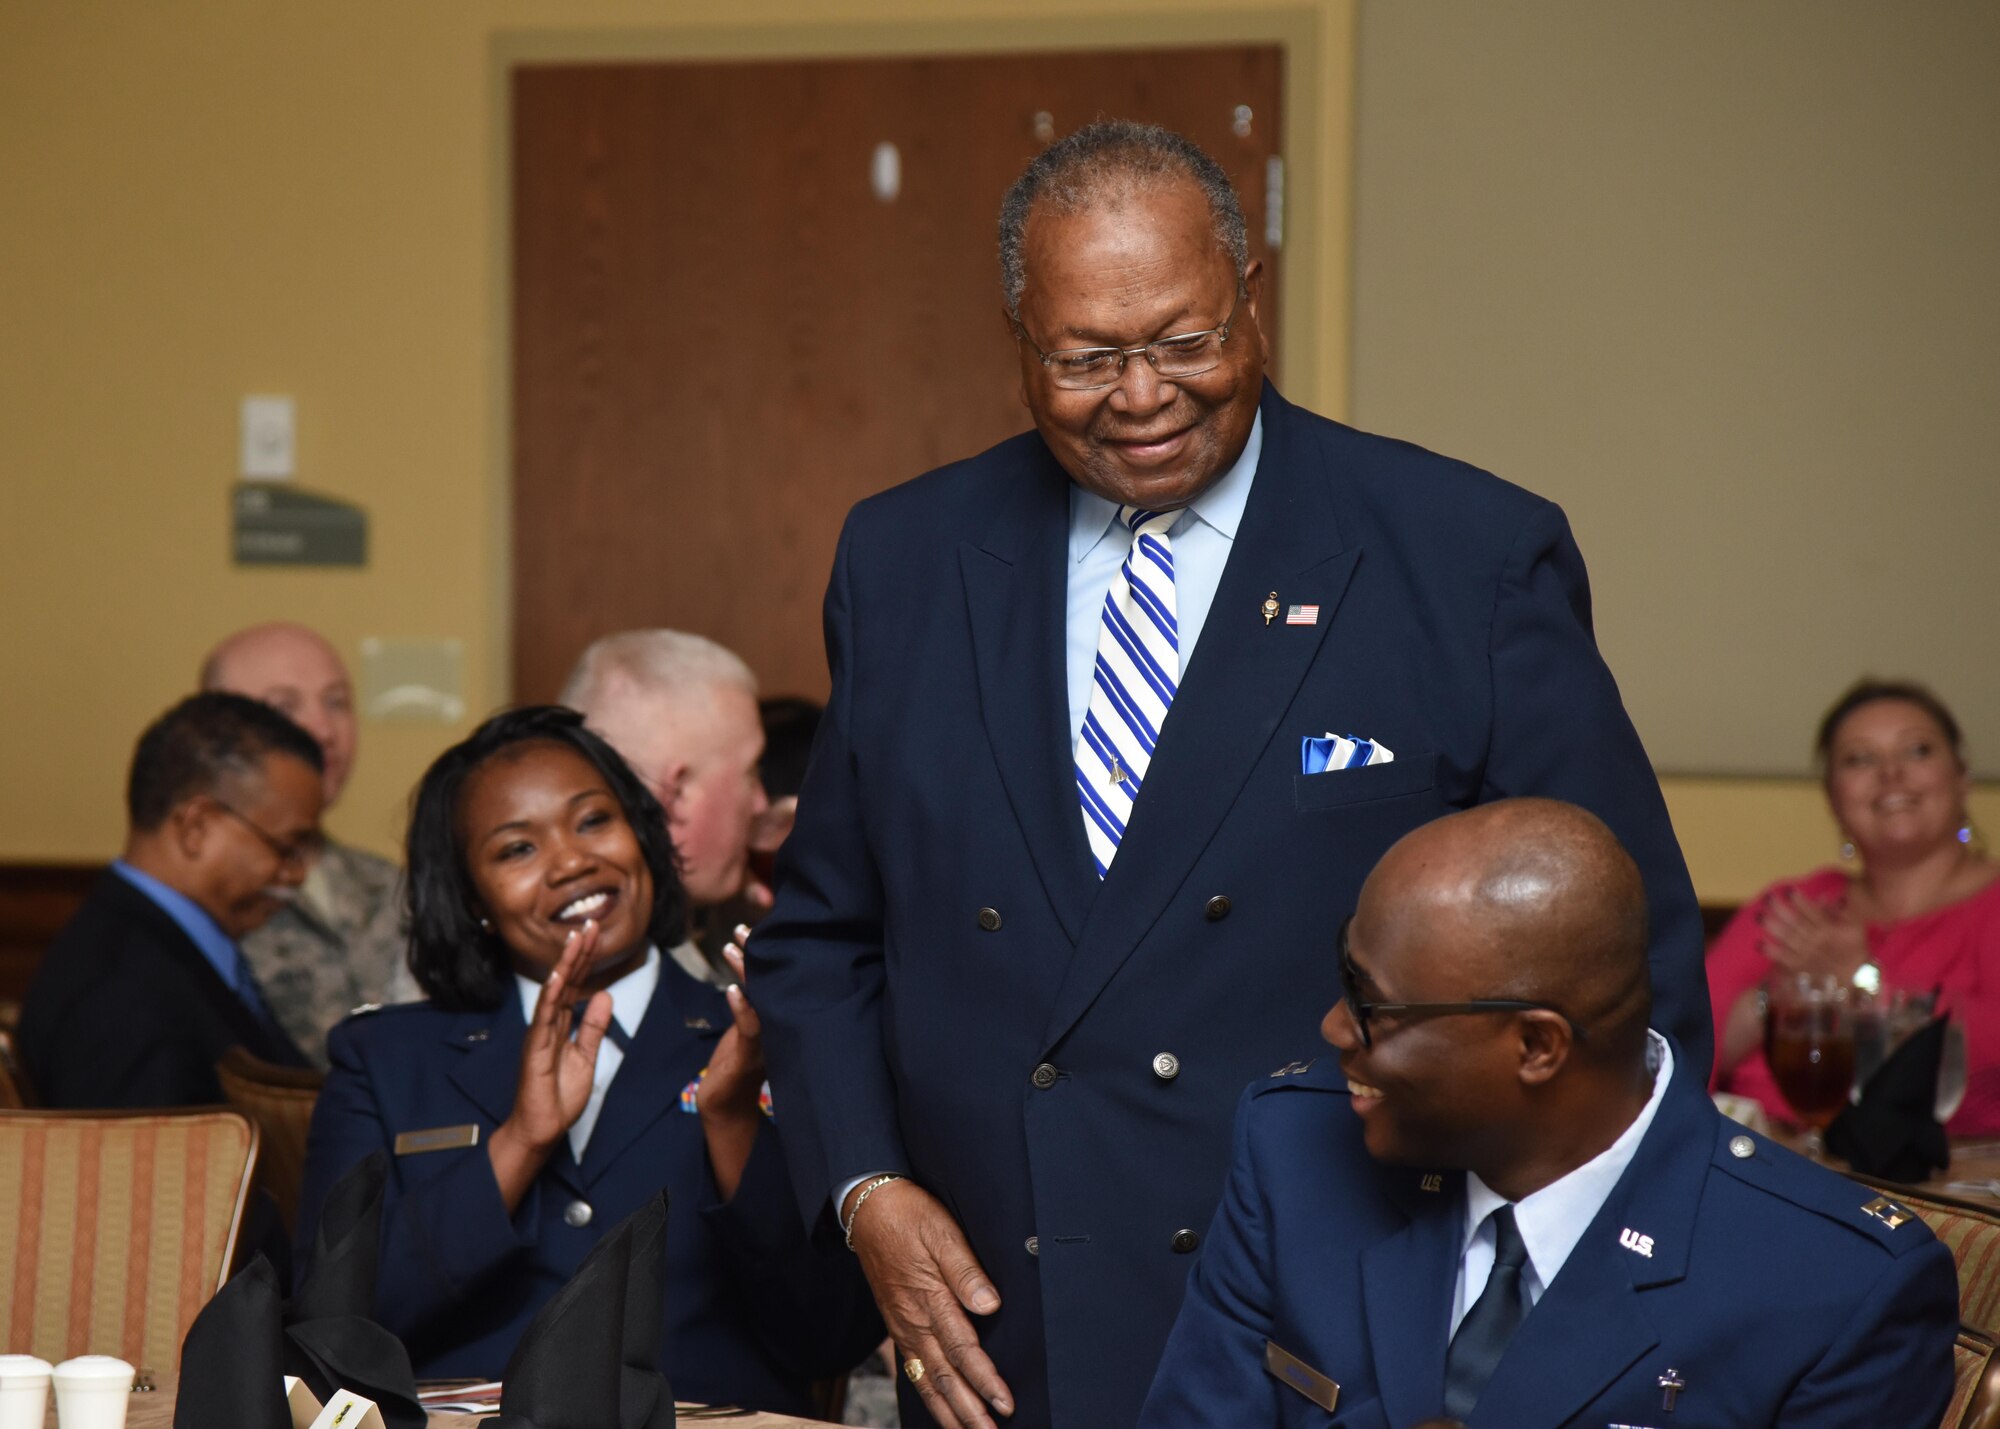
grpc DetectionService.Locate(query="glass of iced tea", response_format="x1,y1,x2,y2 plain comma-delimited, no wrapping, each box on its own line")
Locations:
1765,970,1855,1156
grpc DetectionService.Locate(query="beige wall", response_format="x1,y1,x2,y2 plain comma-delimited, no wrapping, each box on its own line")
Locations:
1348,1,2000,899
0,1,1354,863
4,2,1991,906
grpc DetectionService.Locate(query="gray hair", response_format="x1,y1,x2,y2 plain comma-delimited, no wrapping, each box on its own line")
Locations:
559,629,757,716
998,120,1249,318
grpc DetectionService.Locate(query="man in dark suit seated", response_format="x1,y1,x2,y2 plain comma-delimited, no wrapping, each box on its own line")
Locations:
1141,799,1957,1428
20,691,323,1106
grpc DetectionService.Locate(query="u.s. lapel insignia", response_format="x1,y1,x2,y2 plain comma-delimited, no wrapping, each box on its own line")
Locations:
1263,1340,1338,1411
1860,1196,1914,1229
1419,1172,1443,1193
1619,1227,1655,1258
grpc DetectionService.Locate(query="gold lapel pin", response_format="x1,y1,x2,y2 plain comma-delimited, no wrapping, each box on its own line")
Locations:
1261,592,1280,625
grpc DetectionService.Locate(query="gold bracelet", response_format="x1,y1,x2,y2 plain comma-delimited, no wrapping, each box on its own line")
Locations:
842,1173,906,1250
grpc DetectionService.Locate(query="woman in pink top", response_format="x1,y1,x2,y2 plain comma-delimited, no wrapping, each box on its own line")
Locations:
1709,679,2000,1135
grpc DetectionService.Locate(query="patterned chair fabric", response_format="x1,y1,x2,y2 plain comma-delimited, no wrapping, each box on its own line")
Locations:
0,1108,259,1369
1950,1329,1994,1429
215,1045,324,1238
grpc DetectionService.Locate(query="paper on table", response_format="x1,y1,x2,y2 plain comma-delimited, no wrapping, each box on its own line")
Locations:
306,1389,386,1429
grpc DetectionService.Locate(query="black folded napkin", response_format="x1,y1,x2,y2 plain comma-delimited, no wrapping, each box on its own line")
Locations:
175,1254,293,1429
492,1190,675,1429
284,1150,426,1428
1827,1015,1950,1183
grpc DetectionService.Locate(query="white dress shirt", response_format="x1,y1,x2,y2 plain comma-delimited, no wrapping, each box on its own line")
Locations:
514,943,660,1162
1450,1031,1673,1335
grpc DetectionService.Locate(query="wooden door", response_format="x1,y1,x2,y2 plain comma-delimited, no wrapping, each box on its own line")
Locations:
513,48,1283,702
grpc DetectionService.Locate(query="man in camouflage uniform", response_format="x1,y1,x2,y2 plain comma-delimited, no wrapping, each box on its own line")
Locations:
201,622,416,1064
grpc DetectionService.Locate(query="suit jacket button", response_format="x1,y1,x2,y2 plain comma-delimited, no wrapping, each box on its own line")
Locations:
1204,895,1232,921
978,907,1003,932
1031,1062,1060,1090
1171,1228,1200,1253
1025,1236,1040,1256
1152,1052,1181,1081
563,1199,594,1228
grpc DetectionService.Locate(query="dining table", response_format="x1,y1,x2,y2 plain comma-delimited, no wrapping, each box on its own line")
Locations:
89,1374,843,1428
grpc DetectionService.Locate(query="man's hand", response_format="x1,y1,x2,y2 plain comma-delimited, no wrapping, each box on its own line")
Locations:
845,1177,1015,1426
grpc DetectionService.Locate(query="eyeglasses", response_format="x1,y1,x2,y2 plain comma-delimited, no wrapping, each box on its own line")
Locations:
1016,283,1245,391
211,799,321,871
1336,917,1582,1050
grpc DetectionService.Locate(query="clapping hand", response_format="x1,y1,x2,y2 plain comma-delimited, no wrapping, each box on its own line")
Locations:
698,943,768,1201
488,919,610,1207
1759,887,1871,982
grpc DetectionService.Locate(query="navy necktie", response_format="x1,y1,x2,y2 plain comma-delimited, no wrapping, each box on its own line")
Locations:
1443,1205,1533,1419
574,1002,632,1052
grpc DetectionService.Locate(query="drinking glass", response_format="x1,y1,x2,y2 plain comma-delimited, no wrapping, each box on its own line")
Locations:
1764,971,1855,1156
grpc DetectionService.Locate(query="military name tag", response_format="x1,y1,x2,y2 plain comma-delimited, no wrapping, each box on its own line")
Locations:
1264,1340,1339,1411
393,1123,480,1156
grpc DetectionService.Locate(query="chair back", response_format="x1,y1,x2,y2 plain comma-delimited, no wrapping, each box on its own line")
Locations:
0,1025,31,1108
1853,1182,2000,1428
215,1045,325,1237
0,1107,258,1369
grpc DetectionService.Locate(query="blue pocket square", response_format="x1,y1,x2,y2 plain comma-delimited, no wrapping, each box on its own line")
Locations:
1301,734,1396,774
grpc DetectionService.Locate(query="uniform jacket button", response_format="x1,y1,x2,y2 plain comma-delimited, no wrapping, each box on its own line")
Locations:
978,906,1003,931
1031,1062,1060,1090
1171,1228,1200,1253
563,1199,594,1228
1152,1052,1181,1081
1204,895,1232,921
1025,1236,1040,1256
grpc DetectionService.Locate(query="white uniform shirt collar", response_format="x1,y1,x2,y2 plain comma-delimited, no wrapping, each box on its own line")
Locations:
513,942,661,1159
1461,1031,1673,1307
1067,409,1263,563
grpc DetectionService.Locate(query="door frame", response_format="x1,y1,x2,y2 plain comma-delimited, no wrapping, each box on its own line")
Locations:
485,5,1355,708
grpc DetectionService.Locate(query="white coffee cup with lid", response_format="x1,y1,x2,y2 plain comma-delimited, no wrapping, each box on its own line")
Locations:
0,1355,54,1429
52,1356,133,1429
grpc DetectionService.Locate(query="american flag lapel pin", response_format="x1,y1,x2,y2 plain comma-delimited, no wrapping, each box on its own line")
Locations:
1285,603,1320,626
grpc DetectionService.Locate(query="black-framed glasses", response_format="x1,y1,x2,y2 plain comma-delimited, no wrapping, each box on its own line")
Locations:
1016,283,1246,391
211,799,320,871
1336,917,1582,1050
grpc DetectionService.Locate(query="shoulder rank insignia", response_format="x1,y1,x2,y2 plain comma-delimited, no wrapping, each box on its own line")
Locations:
347,1002,383,1017
1860,1195,1915,1230
1270,1059,1315,1078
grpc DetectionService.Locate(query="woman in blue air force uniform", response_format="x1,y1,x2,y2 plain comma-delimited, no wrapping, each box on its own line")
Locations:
296,707,880,1415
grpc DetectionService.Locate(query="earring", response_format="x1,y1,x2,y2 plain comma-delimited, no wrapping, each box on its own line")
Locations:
1839,838,1857,862
478,916,493,932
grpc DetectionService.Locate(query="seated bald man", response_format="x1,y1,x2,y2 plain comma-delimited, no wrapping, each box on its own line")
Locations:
202,622,414,1062
1141,799,1957,1429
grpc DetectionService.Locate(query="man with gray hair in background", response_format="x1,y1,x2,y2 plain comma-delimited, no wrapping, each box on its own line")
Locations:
561,629,785,982
202,621,414,1063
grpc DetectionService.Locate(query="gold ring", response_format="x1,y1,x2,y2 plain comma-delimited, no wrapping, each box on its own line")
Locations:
904,1356,926,1385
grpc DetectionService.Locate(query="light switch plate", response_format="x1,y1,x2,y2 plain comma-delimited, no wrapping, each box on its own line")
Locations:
240,395,296,479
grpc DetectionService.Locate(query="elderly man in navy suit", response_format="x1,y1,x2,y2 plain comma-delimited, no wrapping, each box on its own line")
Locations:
750,121,1710,1428
1142,800,1957,1428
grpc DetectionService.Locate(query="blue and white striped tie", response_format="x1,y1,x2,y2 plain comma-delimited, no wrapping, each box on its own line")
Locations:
1076,506,1180,877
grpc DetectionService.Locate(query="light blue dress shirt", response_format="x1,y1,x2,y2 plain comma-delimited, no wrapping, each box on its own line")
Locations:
1064,411,1264,745
111,858,257,1004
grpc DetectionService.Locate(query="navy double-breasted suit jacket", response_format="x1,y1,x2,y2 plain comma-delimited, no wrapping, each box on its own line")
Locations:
295,962,881,1416
750,385,1709,1426
1140,1052,1958,1428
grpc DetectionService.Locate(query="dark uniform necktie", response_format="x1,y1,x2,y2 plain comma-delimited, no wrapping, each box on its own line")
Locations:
573,1003,632,1052
1443,1204,1533,1419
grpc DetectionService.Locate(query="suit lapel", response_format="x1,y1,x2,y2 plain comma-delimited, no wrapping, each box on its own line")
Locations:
1358,1169,1463,1429
961,440,1100,943
1040,388,1359,1045
1469,1061,1710,1428
576,970,721,1187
